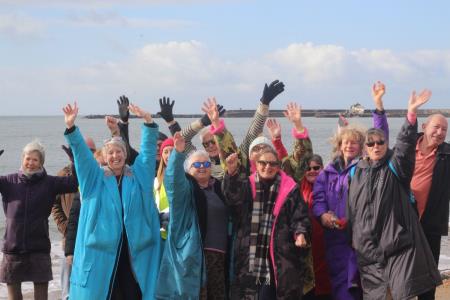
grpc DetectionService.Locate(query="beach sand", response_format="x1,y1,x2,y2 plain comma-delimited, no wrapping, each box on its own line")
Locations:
2,239,450,299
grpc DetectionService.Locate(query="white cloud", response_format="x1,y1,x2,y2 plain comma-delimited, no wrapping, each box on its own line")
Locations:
269,42,348,83
0,13,46,39
2,41,450,115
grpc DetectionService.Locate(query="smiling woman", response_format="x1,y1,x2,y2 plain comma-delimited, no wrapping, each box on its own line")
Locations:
62,102,161,300
0,139,78,300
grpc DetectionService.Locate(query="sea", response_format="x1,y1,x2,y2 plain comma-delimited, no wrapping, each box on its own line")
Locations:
0,115,449,298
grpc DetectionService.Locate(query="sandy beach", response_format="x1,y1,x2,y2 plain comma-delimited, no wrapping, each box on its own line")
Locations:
1,240,450,299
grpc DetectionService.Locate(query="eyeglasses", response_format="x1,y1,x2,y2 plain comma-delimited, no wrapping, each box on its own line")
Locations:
191,161,212,169
307,165,321,171
202,140,216,148
366,140,385,147
257,160,280,168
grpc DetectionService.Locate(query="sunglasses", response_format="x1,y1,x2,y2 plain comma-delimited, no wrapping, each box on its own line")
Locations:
202,140,216,148
257,160,280,168
191,161,212,169
366,140,385,147
307,165,321,171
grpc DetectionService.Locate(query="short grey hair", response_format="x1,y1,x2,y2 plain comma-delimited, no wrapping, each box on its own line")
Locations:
102,137,128,159
22,139,45,165
184,150,211,172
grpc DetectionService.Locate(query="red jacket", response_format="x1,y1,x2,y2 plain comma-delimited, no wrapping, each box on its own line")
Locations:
301,179,332,295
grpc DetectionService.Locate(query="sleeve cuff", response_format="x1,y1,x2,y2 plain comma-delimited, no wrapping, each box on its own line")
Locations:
373,109,385,115
144,122,158,128
210,119,225,135
64,126,76,135
407,112,417,125
292,127,309,139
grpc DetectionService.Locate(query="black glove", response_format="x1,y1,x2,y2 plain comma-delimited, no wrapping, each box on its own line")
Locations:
61,145,74,163
0,149,4,157
157,97,175,123
200,104,226,127
260,79,285,105
117,95,130,123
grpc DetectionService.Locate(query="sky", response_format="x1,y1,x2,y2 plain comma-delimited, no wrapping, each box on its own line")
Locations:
1,0,450,115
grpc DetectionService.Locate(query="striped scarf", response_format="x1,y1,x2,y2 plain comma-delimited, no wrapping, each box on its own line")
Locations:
249,173,280,285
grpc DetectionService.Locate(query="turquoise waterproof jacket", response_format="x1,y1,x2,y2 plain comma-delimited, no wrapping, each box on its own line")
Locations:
65,124,161,300
156,150,206,299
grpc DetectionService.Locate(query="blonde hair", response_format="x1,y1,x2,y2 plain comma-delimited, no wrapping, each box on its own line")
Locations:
329,124,366,160
155,159,167,191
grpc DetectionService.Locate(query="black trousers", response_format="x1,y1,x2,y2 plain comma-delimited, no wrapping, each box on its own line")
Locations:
111,234,142,300
417,234,441,300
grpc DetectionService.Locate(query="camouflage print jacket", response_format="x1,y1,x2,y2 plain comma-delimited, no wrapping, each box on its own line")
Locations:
223,170,311,300
212,103,269,177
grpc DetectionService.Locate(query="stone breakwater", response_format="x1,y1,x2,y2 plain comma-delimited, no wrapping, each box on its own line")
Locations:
85,109,450,119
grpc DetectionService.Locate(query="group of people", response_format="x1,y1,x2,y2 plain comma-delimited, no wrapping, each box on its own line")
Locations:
0,79,449,300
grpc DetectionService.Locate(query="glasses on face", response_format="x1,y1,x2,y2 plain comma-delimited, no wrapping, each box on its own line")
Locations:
366,140,385,147
257,160,280,168
202,140,216,148
307,165,321,171
191,161,212,169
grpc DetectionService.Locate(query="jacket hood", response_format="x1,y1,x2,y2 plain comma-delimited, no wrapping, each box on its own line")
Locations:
358,149,394,170
324,156,360,174
18,168,47,183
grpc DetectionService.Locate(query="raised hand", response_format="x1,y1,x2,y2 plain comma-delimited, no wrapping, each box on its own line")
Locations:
201,103,226,127
117,95,130,123
129,103,152,123
105,116,120,136
63,102,78,129
201,97,220,127
225,153,239,175
283,102,303,131
338,113,349,128
260,79,285,105
266,119,281,139
158,97,175,123
173,131,185,153
408,89,432,113
61,145,74,163
372,81,386,111
295,234,308,248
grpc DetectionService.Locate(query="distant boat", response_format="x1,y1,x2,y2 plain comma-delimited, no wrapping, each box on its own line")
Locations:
344,102,365,117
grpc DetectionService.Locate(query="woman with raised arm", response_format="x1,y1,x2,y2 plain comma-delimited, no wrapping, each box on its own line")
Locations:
62,102,161,300
156,132,229,299
266,102,313,182
223,147,311,299
0,141,78,300
312,81,390,300
209,80,285,176
347,90,442,299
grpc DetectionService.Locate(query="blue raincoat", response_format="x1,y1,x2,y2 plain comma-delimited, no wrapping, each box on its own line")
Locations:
156,150,206,299
65,124,161,299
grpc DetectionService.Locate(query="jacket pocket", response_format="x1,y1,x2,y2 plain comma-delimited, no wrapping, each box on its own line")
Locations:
175,231,191,249
379,222,413,258
70,262,93,287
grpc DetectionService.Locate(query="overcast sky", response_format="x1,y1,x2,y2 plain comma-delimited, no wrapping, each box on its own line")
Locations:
1,0,449,115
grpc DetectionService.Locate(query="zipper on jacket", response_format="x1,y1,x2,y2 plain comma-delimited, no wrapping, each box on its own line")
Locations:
23,185,29,251
107,231,123,300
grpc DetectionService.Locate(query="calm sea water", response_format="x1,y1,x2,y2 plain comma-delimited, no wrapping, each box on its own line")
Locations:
0,115,449,295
